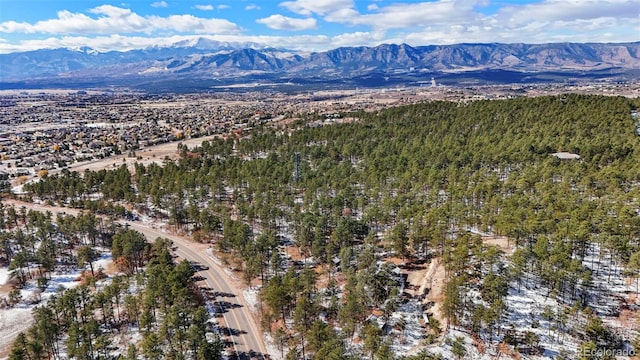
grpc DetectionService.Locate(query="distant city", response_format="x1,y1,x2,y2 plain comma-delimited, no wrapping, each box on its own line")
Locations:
0,80,636,182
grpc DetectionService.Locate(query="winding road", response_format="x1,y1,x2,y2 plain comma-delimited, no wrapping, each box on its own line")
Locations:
5,133,269,358
3,199,268,360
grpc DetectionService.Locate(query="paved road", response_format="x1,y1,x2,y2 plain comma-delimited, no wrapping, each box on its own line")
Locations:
3,200,269,360
125,222,269,360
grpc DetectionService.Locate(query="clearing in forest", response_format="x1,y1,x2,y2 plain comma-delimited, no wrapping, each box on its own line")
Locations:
402,234,515,336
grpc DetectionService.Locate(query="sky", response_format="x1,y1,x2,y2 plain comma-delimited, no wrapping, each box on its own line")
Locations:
0,0,638,53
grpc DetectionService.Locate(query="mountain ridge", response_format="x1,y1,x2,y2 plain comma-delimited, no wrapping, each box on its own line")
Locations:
1,41,638,89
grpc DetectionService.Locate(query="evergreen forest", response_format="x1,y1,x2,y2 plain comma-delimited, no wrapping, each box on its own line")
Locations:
13,94,640,359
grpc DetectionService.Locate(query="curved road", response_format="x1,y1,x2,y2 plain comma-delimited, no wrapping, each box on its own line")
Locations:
126,221,268,360
3,200,268,360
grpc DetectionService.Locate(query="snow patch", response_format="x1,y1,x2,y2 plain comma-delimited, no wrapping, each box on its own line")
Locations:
0,307,33,357
0,268,8,286
242,288,259,313
93,253,113,274
205,248,223,266
263,332,284,360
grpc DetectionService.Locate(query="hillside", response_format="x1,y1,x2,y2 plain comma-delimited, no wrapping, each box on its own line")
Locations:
17,94,640,359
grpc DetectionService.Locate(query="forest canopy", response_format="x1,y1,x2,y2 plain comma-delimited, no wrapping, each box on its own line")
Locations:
17,94,640,359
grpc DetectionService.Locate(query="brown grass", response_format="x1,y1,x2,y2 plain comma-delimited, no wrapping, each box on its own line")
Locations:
284,245,305,262
483,236,514,255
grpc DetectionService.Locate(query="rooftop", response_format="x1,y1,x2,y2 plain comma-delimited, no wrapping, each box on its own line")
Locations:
552,151,581,160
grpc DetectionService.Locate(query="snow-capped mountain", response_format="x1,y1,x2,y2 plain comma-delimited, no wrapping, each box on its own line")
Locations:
1,41,638,89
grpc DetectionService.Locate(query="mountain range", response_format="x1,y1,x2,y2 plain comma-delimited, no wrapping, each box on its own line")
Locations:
1,40,638,91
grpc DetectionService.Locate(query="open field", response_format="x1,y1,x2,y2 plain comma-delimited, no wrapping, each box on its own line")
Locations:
63,134,221,174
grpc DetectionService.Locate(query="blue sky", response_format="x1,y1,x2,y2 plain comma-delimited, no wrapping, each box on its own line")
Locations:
0,0,637,53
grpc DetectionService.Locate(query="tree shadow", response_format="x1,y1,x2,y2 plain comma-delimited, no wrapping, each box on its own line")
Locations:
218,326,247,336
232,350,271,360
213,300,242,313
213,291,237,298
192,274,206,282
189,260,210,271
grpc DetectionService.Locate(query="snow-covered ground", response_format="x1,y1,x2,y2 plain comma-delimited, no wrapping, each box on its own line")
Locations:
0,251,113,359
503,284,580,358
438,241,638,360
429,328,494,360
0,266,87,359
93,253,113,273
242,288,259,313
242,288,285,360
582,243,633,315
389,298,428,355
0,268,8,287
0,307,32,358
383,234,638,360
581,244,638,351
263,332,284,360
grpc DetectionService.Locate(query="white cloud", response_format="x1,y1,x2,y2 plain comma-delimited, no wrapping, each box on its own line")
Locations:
303,0,639,44
0,34,335,53
484,0,640,43
0,34,162,53
154,14,240,33
399,14,639,45
217,5,230,10
0,5,241,35
92,5,135,17
256,14,317,31
194,4,214,11
327,0,482,29
279,0,354,16
151,1,168,8
495,0,639,26
330,31,386,47
0,0,637,53
324,8,360,23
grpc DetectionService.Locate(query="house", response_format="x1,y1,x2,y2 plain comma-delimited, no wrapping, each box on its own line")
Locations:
551,152,580,160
